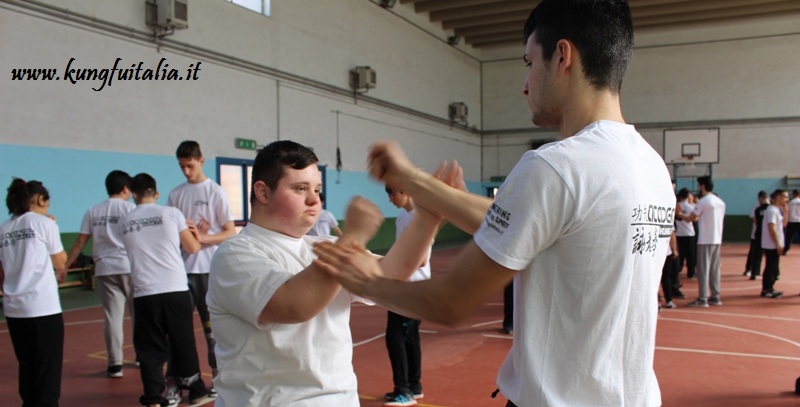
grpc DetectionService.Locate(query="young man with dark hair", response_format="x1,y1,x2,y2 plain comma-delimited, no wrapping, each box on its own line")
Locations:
207,140,440,406
675,188,696,281
66,170,136,378
313,1,673,406
382,187,432,406
744,190,769,279
683,176,726,307
120,173,208,406
167,140,235,396
760,189,788,298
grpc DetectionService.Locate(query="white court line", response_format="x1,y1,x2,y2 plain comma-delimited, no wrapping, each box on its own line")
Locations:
353,333,385,347
471,319,503,328
483,334,513,340
665,309,800,322
658,317,800,348
656,346,800,362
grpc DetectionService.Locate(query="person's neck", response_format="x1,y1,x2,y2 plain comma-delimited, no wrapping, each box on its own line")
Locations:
109,193,128,200
189,174,207,184
137,197,158,205
248,210,304,239
559,89,625,139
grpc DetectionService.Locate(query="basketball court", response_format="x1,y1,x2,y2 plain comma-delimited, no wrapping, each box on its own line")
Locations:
1,243,799,406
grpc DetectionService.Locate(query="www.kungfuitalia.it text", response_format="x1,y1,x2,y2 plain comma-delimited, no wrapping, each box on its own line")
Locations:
10,57,202,91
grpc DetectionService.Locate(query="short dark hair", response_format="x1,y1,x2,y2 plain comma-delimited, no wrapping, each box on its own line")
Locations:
176,140,203,160
105,170,132,196
771,189,786,200
131,173,158,198
758,190,768,199
251,140,318,203
5,178,49,216
696,176,713,192
523,0,633,93
793,189,799,197
677,188,690,200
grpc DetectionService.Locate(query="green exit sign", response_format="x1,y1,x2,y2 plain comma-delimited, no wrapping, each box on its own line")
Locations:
490,176,506,182
235,138,258,150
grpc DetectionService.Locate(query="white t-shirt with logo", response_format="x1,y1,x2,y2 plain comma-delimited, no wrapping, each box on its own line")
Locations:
396,209,432,282
474,121,671,407
307,210,338,236
168,179,234,274
208,224,362,407
119,203,189,298
79,198,136,276
675,201,695,237
761,205,784,250
0,212,63,318
692,193,726,245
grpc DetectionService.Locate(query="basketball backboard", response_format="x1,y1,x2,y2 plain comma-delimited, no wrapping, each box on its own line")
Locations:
663,128,719,165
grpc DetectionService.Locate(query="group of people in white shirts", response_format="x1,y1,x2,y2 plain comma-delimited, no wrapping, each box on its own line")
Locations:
0,141,235,406
666,180,798,311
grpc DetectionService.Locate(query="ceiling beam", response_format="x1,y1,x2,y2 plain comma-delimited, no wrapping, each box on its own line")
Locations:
442,11,527,30
414,0,506,13
429,0,532,22
632,0,789,18
634,1,800,27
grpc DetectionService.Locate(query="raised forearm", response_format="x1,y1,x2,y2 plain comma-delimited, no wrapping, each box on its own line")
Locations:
403,169,492,235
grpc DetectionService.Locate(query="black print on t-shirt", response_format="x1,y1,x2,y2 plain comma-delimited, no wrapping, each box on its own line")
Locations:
486,203,511,235
193,200,209,207
92,216,120,227
630,204,674,256
2,228,35,247
122,216,163,235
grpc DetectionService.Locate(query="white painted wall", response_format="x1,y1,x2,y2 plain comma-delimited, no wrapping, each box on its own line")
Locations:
479,13,800,182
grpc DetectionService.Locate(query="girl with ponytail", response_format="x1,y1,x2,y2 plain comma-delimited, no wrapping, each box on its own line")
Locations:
0,177,66,406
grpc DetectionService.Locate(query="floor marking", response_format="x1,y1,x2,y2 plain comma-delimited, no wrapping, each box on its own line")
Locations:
658,317,800,348
664,309,800,322
483,334,513,340
353,333,385,347
359,394,448,407
656,346,800,361
470,319,502,328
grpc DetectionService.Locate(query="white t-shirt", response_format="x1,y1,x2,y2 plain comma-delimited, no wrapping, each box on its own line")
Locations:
0,212,63,318
307,210,338,236
208,224,362,407
396,209,431,282
675,201,695,237
168,179,235,274
119,203,189,298
474,121,671,407
761,205,784,250
692,193,726,245
788,197,800,223
79,197,136,276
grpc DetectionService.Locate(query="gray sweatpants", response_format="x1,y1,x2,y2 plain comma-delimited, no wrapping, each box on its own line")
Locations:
96,274,134,366
696,244,721,300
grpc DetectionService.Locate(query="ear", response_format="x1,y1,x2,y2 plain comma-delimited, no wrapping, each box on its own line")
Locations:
199,157,206,166
253,180,270,204
555,39,574,76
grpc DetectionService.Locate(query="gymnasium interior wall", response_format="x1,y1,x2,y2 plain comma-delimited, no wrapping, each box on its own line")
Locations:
2,0,799,245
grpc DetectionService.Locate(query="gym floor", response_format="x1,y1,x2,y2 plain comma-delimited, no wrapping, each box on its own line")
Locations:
1,243,798,406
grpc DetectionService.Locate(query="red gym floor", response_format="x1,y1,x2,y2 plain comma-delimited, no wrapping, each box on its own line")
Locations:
1,243,798,406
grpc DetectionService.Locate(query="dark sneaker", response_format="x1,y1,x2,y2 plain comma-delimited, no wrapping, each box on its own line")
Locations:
763,290,783,299
708,297,722,306
208,386,217,398
106,365,123,378
687,299,708,308
165,389,181,407
672,290,686,299
384,392,418,406
663,301,676,309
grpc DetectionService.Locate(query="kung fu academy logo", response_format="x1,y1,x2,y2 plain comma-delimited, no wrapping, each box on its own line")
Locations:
122,216,163,235
630,204,674,256
2,228,35,247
